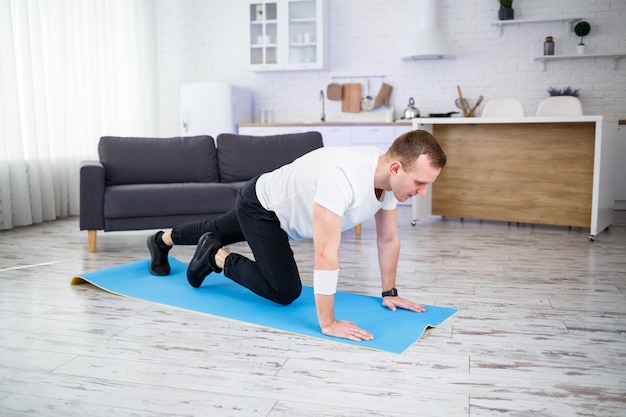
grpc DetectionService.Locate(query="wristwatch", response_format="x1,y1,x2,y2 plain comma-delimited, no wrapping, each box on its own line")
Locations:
381,288,398,297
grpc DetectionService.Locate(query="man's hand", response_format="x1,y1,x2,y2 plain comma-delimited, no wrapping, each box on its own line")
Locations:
321,320,374,342
382,296,426,313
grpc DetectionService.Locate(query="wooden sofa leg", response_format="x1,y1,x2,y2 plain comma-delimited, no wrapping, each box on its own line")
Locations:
355,224,361,236
88,230,97,253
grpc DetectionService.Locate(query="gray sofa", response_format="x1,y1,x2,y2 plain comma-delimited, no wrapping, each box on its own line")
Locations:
79,131,324,252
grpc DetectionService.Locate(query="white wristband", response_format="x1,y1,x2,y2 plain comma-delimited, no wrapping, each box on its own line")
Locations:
313,269,339,295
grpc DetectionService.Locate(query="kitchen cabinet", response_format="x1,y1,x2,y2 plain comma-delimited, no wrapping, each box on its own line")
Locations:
248,0,327,71
394,124,414,138
313,125,351,147
239,124,363,147
275,125,318,135
238,126,280,136
239,123,411,147
238,125,349,143
350,125,395,149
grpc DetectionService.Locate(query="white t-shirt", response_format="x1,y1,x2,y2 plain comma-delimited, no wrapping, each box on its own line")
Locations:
255,146,397,240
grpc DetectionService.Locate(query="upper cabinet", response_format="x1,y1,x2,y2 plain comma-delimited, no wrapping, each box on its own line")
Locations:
248,0,328,71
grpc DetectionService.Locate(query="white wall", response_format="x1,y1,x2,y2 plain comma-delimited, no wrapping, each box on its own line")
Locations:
155,0,626,136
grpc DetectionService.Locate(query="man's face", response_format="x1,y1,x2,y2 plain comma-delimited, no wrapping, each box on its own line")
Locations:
389,154,441,202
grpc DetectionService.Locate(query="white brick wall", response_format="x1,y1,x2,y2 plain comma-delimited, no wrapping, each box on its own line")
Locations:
156,0,626,136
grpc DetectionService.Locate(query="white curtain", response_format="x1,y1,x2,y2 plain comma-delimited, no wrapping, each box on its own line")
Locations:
0,0,158,230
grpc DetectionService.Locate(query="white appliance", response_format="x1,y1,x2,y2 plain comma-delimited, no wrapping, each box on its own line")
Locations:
180,82,251,139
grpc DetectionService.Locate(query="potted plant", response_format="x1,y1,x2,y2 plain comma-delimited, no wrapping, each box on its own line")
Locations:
548,86,580,97
498,0,514,21
574,21,591,55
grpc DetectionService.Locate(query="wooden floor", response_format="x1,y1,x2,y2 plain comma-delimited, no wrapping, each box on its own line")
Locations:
1,207,625,417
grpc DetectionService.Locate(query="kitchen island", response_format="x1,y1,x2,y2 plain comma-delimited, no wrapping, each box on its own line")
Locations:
412,116,617,240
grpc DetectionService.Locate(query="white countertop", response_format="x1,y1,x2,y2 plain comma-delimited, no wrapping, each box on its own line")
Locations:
238,121,413,127
239,116,611,129
412,116,604,127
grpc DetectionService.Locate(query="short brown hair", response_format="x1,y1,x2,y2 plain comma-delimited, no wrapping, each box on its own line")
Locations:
386,130,446,171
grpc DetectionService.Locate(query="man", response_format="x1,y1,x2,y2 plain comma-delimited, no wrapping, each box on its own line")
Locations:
147,129,446,342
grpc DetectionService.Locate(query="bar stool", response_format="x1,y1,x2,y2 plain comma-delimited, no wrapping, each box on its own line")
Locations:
536,96,583,116
481,99,525,117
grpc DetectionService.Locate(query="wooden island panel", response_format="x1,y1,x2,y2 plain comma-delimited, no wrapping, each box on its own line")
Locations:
431,122,596,227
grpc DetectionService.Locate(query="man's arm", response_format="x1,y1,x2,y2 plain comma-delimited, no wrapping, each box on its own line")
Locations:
312,203,373,341
375,208,400,292
375,208,426,313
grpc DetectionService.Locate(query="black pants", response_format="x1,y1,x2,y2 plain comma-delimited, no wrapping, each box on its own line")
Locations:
171,176,302,305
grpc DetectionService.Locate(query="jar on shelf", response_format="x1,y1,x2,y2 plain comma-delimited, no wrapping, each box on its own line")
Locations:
544,36,555,56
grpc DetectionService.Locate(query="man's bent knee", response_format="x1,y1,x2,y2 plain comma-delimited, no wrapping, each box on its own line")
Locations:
274,284,302,305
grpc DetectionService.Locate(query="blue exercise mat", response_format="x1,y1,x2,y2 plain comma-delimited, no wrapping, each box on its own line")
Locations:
71,257,457,353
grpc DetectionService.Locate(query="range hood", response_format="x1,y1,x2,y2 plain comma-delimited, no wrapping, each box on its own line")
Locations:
402,0,455,61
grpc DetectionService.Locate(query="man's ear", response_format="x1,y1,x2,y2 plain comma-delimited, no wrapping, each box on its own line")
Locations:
389,160,402,176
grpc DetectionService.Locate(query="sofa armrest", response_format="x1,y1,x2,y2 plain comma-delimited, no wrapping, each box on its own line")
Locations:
79,160,105,231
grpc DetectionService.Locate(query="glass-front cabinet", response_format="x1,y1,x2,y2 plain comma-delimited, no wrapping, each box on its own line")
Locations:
248,0,327,71
249,3,279,68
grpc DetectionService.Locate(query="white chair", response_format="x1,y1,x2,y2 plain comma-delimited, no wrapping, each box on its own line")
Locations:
481,99,525,117
536,96,583,116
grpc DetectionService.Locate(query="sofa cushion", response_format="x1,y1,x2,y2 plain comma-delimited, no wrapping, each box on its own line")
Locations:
99,136,219,186
216,131,323,183
104,183,239,218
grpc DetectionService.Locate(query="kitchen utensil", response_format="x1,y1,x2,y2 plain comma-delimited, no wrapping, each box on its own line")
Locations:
361,79,374,111
402,97,420,119
327,83,342,100
455,97,470,115
374,83,393,108
456,85,470,116
428,111,459,117
342,83,362,113
466,95,484,117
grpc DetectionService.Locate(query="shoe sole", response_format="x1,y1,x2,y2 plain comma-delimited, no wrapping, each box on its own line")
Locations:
147,234,170,276
187,233,217,288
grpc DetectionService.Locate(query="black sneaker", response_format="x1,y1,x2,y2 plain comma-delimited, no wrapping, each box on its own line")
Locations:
187,232,223,288
147,231,171,276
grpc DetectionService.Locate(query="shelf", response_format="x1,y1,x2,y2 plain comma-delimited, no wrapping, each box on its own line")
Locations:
491,17,583,35
533,53,626,71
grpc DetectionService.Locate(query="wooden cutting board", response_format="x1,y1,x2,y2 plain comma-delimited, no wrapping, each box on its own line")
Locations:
342,83,362,113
